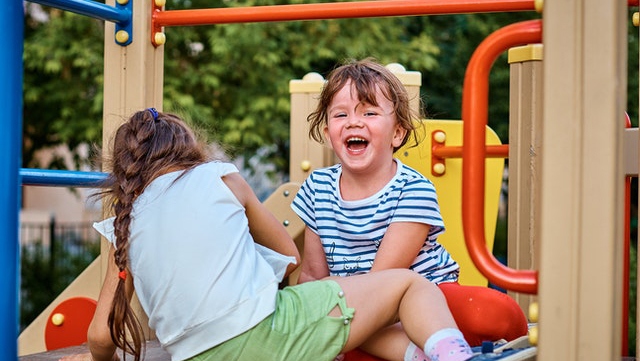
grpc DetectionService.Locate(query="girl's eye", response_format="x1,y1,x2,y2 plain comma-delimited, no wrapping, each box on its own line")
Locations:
364,111,377,117
332,113,347,118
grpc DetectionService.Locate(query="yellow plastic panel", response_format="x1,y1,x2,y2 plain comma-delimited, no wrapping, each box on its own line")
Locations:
395,119,504,286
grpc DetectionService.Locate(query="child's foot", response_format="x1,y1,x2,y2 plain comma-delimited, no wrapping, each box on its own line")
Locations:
427,336,474,361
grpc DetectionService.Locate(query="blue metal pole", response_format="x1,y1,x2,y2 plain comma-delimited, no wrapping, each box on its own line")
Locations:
0,1,23,359
28,0,129,24
20,169,108,187
27,0,133,46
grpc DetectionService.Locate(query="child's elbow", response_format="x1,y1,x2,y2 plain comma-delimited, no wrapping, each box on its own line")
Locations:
284,254,301,278
292,252,301,267
285,241,301,266
87,323,116,360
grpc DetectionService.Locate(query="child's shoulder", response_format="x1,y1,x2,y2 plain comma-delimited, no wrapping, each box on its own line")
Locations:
308,163,341,179
198,161,239,176
395,159,429,181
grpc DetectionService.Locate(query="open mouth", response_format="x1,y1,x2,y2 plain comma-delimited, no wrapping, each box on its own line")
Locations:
346,137,368,151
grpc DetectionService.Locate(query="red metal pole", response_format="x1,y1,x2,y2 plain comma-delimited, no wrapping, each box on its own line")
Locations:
153,0,536,27
462,19,541,294
623,173,630,356
622,112,632,356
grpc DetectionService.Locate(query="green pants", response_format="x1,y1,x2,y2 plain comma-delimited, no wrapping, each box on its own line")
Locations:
188,280,354,361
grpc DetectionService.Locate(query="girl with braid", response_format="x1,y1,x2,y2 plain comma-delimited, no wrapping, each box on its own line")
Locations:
62,108,481,361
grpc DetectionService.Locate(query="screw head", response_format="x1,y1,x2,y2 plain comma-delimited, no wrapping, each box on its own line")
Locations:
154,32,166,46
115,30,129,44
51,313,65,326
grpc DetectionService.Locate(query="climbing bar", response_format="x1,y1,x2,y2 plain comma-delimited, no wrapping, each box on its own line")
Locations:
461,19,541,295
153,0,536,27
151,0,537,46
432,144,509,159
28,0,133,46
20,168,107,188
30,0,128,24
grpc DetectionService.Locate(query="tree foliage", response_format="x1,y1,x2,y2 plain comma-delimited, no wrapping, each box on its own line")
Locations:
158,0,446,173
22,4,637,173
23,7,104,169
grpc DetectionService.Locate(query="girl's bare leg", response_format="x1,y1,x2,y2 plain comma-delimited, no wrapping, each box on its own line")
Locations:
330,269,458,356
358,323,411,361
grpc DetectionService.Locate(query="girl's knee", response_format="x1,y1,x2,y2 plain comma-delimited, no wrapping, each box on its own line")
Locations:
383,269,425,282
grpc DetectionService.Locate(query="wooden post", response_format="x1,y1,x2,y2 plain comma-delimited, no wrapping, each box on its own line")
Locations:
102,0,165,340
507,44,542,315
538,1,626,359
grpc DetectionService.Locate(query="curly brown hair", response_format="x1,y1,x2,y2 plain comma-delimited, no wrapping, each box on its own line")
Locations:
307,58,421,152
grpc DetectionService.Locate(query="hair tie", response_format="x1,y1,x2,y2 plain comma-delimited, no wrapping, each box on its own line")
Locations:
147,107,159,122
118,269,127,281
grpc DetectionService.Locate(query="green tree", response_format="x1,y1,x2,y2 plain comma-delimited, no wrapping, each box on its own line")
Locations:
23,2,542,173
22,5,638,170
23,8,104,169
415,12,539,141
159,0,443,173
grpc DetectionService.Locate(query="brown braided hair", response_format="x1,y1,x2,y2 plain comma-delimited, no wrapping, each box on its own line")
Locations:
307,58,421,152
99,109,208,361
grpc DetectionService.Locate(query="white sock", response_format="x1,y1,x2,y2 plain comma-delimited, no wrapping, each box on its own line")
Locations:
404,342,428,361
424,328,473,361
424,328,465,353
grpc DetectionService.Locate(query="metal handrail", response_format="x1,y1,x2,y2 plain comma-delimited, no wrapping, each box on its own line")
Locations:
461,19,542,294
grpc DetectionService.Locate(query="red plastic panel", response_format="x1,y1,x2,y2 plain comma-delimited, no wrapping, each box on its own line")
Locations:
44,297,97,351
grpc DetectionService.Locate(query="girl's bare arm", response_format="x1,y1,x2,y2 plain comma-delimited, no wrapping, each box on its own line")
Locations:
370,222,431,272
60,246,132,361
222,172,301,276
298,226,330,283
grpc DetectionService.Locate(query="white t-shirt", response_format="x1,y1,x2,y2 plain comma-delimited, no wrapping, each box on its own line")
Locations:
94,162,295,361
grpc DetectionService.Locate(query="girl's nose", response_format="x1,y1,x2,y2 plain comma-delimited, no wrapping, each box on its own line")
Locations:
345,115,363,128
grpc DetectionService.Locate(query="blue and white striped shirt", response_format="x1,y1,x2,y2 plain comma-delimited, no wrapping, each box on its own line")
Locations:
292,159,459,284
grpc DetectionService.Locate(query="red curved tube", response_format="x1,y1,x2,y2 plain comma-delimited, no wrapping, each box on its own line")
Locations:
462,20,541,294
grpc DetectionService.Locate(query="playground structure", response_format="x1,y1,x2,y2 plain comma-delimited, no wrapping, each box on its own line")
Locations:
1,0,637,360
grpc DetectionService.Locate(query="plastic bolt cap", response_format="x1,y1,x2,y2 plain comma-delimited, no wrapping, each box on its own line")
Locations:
301,160,311,172
51,313,65,326
433,163,445,175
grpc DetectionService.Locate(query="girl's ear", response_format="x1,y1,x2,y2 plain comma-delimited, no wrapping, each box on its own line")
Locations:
392,124,408,149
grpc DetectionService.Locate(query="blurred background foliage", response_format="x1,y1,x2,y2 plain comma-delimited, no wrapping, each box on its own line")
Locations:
23,2,548,173
22,5,639,171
